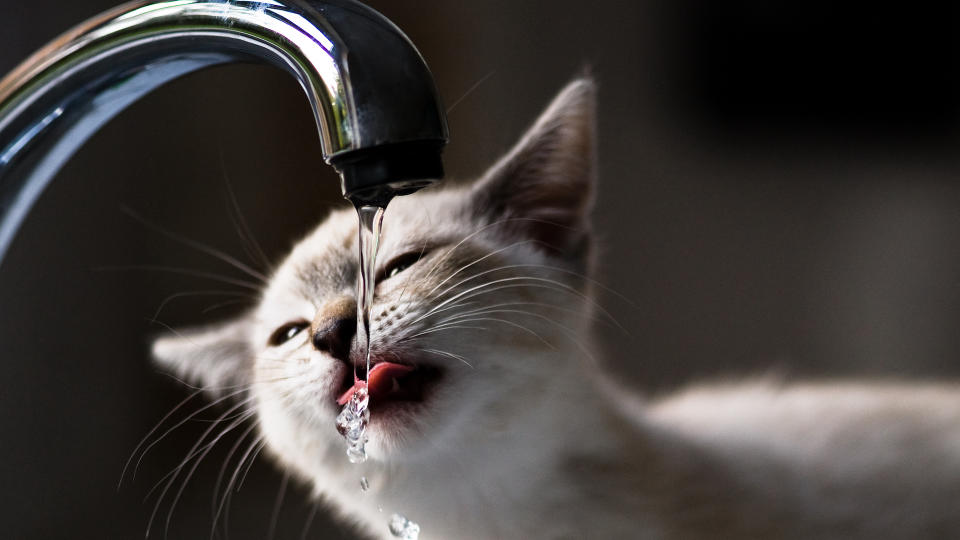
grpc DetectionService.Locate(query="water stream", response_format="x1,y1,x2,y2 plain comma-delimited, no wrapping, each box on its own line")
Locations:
336,198,420,539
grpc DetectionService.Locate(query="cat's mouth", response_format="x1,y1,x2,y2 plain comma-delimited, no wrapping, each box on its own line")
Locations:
335,360,443,410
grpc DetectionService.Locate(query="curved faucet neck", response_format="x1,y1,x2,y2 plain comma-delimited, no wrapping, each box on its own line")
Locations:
0,0,448,263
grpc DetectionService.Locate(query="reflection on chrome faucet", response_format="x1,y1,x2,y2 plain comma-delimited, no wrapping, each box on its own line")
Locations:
0,0,449,265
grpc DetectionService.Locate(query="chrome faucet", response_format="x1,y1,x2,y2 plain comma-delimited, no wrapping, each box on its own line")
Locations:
0,0,448,265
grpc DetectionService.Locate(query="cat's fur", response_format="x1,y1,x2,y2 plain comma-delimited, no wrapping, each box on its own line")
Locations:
153,79,960,539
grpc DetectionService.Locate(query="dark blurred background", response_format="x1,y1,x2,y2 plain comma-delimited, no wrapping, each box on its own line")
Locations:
2,1,960,538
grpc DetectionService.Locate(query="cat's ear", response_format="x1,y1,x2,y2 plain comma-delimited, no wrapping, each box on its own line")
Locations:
151,316,254,396
471,77,597,261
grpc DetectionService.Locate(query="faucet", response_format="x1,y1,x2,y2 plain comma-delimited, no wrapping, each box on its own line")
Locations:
0,0,449,266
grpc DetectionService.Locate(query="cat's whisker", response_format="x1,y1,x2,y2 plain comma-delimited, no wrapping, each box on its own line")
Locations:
223,436,268,539
423,239,538,299
483,304,602,368
434,310,543,330
405,281,504,327
210,426,263,539
543,316,602,369
267,471,290,540
128,388,250,485
143,404,256,501
444,307,594,363
299,502,319,540
218,157,274,274
404,287,583,346
228,207,268,283
421,255,626,327
396,237,430,304
412,317,495,333
118,388,205,490
446,70,495,114
432,260,632,320
244,373,299,385
436,316,554,349
97,264,263,291
156,370,275,394
418,264,565,318
236,437,266,491
251,364,312,383
419,216,536,283
419,347,475,368
401,299,481,327
210,418,256,539
399,324,489,342
408,275,571,327
419,214,581,288
190,406,254,424
145,401,255,538
413,296,488,324
251,371,301,384
207,420,259,539
442,306,569,324
146,318,195,343
510,261,638,309
165,415,258,539
434,301,571,323
120,205,269,284
152,289,256,321
464,308,592,345
434,300,612,328
201,297,254,314
156,371,205,390
262,378,325,410
161,415,257,537
440,300,480,313
431,247,632,310
425,265,626,332
421,276,625,333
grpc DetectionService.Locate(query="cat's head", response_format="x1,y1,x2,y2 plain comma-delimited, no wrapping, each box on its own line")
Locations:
152,78,598,470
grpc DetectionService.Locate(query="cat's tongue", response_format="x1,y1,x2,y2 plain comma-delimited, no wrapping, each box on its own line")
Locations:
337,362,414,406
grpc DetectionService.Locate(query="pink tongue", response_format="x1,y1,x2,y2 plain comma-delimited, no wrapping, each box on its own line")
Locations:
337,362,415,405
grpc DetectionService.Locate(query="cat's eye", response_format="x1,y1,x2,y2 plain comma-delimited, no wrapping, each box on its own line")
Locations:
268,320,310,346
379,250,428,281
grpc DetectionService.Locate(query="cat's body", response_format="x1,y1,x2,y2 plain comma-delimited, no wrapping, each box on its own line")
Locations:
154,79,960,539
647,381,960,538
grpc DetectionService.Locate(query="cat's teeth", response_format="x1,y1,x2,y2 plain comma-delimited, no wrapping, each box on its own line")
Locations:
391,377,400,393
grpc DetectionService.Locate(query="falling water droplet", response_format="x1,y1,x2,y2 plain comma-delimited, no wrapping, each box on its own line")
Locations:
337,384,370,463
389,513,420,540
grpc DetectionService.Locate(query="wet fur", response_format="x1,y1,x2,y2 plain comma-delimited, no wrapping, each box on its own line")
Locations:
153,79,960,539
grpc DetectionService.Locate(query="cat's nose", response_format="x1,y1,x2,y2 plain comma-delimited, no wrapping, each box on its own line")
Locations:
312,297,357,361
312,317,356,360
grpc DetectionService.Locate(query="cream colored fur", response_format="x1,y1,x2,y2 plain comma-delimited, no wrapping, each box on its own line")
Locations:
153,79,960,539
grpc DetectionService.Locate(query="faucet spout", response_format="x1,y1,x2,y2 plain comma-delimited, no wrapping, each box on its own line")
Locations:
0,0,448,264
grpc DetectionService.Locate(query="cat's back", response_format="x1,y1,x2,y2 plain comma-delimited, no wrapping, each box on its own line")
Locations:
639,380,960,538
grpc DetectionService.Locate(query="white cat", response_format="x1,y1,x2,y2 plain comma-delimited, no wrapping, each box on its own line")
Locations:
153,79,960,539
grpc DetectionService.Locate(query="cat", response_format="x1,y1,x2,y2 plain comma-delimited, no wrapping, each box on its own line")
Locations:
153,78,960,539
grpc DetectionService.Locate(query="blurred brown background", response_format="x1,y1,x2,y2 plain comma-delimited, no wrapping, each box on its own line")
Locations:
2,1,960,538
